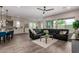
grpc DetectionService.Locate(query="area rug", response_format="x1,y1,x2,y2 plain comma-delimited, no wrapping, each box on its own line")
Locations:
71,34,76,39
32,38,58,48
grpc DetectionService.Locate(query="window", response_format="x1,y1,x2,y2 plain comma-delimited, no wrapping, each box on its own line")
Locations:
41,23,44,29
16,21,20,27
57,20,65,29
46,20,53,29
29,22,36,29
53,18,75,33
65,19,75,25
53,20,56,28
65,19,75,33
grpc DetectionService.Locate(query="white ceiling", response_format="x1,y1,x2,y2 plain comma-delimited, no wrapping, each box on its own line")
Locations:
1,6,79,21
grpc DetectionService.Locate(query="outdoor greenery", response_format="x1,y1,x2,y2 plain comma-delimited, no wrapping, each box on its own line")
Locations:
73,20,79,38
73,20,79,30
46,20,53,28
57,19,65,25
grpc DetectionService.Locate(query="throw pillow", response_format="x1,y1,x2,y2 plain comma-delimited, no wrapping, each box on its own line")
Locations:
60,31,67,35
63,31,67,34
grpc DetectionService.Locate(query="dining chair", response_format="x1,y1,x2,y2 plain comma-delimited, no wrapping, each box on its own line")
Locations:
9,31,14,39
0,32,6,43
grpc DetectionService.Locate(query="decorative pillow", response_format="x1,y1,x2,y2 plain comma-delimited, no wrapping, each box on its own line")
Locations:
60,31,67,35
44,30,49,34
63,31,67,34
30,29,36,35
60,31,63,34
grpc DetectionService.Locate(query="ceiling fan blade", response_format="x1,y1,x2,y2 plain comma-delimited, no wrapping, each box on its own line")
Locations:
37,8,44,11
46,8,54,11
43,11,45,14
44,6,46,8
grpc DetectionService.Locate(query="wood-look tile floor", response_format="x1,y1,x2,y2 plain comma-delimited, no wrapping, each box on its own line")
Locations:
0,34,71,53
72,40,79,53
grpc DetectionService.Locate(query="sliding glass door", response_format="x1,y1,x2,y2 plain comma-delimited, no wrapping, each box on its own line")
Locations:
53,18,75,33
46,20,53,29
65,19,75,33
57,19,66,29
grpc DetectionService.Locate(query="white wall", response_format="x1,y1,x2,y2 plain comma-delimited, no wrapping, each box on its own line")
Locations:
45,9,79,20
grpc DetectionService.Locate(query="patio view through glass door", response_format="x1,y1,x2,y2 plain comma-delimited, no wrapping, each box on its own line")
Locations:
53,18,75,33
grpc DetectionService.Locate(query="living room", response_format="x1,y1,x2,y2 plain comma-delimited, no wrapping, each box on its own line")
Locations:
0,6,79,53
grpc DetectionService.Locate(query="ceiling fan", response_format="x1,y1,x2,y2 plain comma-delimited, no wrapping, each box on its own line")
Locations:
37,6,54,14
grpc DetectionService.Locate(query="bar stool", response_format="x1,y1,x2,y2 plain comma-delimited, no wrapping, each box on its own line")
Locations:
6,31,11,40
0,32,6,43
10,31,14,39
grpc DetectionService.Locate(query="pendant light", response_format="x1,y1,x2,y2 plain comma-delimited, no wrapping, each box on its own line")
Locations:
0,6,3,28
6,9,8,20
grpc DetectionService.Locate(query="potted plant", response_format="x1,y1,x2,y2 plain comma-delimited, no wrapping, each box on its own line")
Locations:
73,20,79,39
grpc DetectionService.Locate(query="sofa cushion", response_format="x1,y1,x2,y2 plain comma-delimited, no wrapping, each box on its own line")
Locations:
48,29,59,35
60,31,67,35
34,29,43,34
